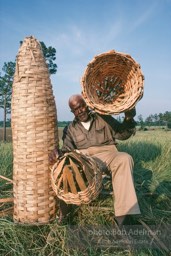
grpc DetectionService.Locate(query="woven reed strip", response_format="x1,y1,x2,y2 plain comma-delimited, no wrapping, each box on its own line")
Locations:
51,151,102,205
81,50,144,115
0,198,14,203
11,36,58,224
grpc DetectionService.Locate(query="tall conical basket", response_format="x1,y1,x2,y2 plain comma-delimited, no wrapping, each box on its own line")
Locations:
11,36,58,224
81,50,144,115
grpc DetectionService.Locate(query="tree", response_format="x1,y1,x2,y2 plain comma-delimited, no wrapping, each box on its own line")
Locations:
162,111,171,128
145,115,153,126
0,62,15,141
137,114,144,129
153,114,159,125
40,41,57,75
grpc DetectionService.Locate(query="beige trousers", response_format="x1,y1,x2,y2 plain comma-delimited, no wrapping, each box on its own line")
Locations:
79,145,140,217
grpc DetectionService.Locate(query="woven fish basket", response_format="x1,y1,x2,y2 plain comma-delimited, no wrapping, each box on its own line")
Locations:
11,36,58,224
51,151,103,205
81,50,144,115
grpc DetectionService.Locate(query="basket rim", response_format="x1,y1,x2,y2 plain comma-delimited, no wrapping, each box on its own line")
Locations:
81,49,144,115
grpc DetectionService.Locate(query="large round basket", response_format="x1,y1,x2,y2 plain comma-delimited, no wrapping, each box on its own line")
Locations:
51,151,103,205
81,50,144,115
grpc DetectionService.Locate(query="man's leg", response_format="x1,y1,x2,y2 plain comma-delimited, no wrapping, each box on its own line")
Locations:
109,151,140,217
80,145,140,222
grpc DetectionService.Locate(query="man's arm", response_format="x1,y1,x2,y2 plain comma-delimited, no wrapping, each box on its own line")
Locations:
61,125,76,152
100,108,137,140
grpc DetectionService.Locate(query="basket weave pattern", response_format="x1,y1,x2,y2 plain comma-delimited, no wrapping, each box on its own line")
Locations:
51,151,103,205
11,36,58,224
81,50,144,115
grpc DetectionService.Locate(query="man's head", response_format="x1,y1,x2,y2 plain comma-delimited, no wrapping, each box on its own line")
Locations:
68,94,90,122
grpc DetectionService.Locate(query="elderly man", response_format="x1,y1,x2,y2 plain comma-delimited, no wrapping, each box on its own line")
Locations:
58,94,140,226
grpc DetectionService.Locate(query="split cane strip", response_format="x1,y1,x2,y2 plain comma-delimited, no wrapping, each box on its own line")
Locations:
0,175,13,184
0,198,14,203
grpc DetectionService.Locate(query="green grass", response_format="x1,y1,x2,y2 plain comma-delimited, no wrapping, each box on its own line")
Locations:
118,131,171,226
0,130,171,255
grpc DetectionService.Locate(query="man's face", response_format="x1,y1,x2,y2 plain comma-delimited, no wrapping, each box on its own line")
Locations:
70,99,90,122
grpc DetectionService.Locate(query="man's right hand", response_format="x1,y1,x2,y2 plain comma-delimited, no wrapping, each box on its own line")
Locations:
49,147,63,166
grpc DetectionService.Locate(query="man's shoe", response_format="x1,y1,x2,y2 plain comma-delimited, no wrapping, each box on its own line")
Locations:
114,215,140,227
114,215,126,228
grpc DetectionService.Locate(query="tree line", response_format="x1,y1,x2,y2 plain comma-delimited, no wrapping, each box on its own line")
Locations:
136,112,171,129
1,113,171,129
113,112,171,130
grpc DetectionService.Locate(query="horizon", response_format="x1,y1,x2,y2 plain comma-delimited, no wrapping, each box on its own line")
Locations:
0,110,170,123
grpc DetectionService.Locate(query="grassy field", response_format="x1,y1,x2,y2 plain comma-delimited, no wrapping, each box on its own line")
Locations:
0,130,171,255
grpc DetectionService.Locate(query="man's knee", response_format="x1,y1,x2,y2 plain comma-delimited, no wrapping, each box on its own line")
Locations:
110,152,134,171
117,152,133,163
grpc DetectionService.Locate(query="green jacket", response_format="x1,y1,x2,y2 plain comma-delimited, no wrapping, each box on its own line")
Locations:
62,112,136,152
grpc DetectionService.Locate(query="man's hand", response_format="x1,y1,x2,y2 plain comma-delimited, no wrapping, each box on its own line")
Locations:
124,107,136,121
49,147,63,166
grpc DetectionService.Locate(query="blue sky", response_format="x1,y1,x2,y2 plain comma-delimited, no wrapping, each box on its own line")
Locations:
0,0,171,121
